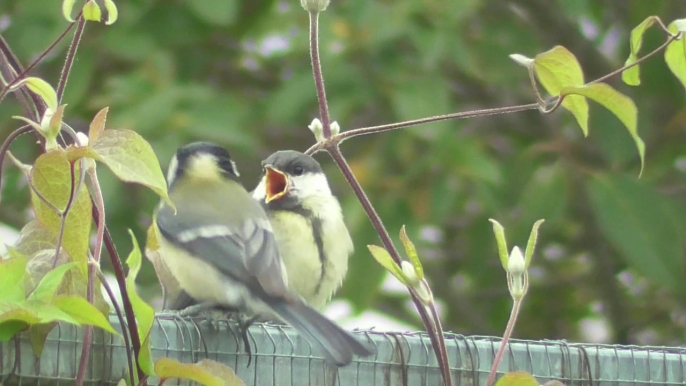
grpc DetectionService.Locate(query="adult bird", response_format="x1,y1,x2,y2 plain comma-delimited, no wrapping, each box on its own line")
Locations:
154,142,373,366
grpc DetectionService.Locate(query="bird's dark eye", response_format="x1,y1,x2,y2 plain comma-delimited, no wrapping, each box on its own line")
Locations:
293,165,304,176
262,167,266,175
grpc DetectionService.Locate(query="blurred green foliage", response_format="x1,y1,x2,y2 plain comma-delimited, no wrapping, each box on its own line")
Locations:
1,0,686,345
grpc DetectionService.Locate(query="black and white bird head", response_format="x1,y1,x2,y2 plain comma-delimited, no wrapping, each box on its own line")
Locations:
253,150,331,209
166,142,240,188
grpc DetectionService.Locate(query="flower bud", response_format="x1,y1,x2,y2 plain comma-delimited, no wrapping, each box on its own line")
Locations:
308,118,325,142
300,0,330,13
507,246,525,275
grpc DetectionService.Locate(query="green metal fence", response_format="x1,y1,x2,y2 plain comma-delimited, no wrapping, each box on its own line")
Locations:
1,314,685,385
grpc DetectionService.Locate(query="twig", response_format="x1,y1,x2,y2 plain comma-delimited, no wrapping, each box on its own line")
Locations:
0,125,33,203
486,298,523,386
88,168,105,264
57,16,86,103
589,32,681,86
75,166,105,386
75,325,93,386
305,103,541,155
327,147,453,385
53,161,85,268
308,11,332,138
0,19,77,105
428,300,451,383
328,147,402,260
94,205,145,381
0,35,44,119
97,269,136,386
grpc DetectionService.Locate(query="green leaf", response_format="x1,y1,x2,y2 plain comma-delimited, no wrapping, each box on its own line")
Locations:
125,230,156,375
588,174,686,294
534,46,589,136
155,358,245,386
367,245,408,285
28,323,57,357
47,105,67,143
53,296,117,334
0,255,28,302
399,226,423,280
1,302,79,327
0,320,29,342
30,150,93,274
90,129,173,208
524,219,545,269
14,221,57,257
488,219,509,270
185,0,239,26
89,107,109,143
622,16,659,86
665,21,686,93
494,372,540,386
62,0,77,22
83,0,102,22
28,263,76,303
9,77,58,112
25,302,80,325
104,0,118,25
560,83,645,176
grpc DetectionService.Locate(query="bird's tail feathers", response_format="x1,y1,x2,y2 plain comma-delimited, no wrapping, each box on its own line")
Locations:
267,298,375,366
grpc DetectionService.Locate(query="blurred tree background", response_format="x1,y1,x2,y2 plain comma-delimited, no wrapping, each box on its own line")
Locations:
1,0,685,346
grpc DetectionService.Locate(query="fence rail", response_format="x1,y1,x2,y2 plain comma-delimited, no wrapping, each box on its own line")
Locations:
1,315,685,385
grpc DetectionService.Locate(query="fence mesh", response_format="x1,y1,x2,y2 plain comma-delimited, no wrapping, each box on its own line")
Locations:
1,314,685,385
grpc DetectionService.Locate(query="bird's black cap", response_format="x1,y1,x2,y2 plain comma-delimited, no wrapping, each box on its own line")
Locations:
262,150,322,176
169,142,239,187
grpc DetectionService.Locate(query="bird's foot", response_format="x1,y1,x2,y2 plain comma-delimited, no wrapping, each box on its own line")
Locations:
236,314,258,367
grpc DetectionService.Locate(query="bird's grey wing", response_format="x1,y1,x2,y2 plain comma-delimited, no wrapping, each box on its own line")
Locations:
156,192,289,298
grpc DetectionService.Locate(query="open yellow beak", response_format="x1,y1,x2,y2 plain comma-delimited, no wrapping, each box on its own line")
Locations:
265,166,289,203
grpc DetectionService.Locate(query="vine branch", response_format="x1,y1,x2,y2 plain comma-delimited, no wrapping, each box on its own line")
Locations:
57,16,86,103
308,11,332,138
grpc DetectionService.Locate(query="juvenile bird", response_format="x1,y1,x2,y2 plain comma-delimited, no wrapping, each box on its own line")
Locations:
154,142,372,366
252,151,354,311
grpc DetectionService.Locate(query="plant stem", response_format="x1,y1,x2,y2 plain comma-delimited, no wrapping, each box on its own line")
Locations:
75,325,93,386
305,103,542,155
0,125,33,203
327,146,452,385
97,269,136,386
88,168,105,265
76,167,106,386
328,146,402,261
53,162,82,268
309,11,332,138
94,205,145,381
428,300,452,384
589,32,681,86
487,297,522,386
0,20,76,105
57,16,86,103
0,35,44,119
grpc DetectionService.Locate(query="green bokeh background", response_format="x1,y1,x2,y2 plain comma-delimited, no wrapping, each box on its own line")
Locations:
1,0,685,345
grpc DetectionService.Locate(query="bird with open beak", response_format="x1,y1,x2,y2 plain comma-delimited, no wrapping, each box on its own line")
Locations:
252,150,354,311
154,143,372,366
